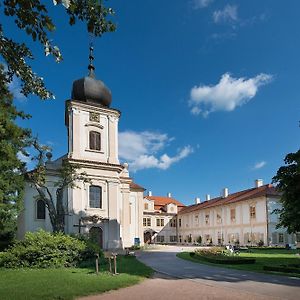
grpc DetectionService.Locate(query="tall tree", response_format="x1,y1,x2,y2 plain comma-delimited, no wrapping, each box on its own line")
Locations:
0,0,116,237
0,65,31,240
272,149,300,233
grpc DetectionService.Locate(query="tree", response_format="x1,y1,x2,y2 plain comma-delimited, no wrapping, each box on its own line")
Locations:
0,0,116,237
0,64,31,242
26,142,91,232
272,149,300,233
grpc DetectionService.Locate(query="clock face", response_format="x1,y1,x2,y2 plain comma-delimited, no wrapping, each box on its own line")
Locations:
89,112,100,122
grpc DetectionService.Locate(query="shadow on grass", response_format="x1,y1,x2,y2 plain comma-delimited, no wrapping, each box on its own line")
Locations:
78,255,154,278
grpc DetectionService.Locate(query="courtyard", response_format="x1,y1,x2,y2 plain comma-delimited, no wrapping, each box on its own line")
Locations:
82,245,300,300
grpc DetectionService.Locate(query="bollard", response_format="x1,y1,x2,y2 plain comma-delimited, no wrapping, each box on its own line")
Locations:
95,253,99,275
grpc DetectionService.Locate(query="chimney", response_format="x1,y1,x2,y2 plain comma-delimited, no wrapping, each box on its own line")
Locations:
148,191,152,196
167,192,172,198
255,179,263,188
222,188,229,198
195,197,201,204
206,194,210,201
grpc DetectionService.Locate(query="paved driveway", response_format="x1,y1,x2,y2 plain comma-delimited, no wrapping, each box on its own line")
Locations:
136,246,300,300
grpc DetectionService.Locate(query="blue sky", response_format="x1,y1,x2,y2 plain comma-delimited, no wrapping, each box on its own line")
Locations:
5,0,300,205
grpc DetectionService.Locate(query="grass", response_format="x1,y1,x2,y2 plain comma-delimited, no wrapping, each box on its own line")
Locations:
0,256,153,300
177,248,300,278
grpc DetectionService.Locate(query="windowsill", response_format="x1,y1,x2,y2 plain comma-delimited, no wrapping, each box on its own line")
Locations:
85,149,104,154
85,208,105,211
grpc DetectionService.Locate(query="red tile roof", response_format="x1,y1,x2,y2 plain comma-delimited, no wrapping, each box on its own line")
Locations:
144,196,186,209
179,184,279,215
130,182,145,191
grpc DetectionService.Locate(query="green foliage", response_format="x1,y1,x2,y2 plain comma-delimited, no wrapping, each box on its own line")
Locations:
74,234,104,261
263,265,300,274
192,252,256,264
178,249,300,277
272,149,300,233
0,65,32,242
0,230,89,268
0,256,153,300
1,0,116,99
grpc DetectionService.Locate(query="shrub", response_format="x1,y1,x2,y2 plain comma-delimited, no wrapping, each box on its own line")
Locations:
74,234,104,261
0,230,90,268
263,265,300,274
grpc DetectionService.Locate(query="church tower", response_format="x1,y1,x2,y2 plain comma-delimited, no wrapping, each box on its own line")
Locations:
63,47,144,249
65,46,119,165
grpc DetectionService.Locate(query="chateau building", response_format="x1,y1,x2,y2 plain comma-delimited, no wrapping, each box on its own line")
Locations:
177,180,299,246
142,192,185,244
17,49,144,250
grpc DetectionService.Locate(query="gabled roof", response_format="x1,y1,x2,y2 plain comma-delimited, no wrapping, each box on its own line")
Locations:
130,182,145,191
179,184,279,215
144,196,185,208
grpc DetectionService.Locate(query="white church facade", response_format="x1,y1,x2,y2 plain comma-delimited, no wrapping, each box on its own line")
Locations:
17,48,145,250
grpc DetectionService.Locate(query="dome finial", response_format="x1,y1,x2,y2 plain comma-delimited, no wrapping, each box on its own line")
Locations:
88,43,95,78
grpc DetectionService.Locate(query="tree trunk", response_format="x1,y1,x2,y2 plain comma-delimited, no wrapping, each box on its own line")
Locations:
55,187,65,233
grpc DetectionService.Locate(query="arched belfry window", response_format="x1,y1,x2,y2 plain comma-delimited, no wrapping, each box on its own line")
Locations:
89,131,101,151
36,199,46,220
89,186,102,208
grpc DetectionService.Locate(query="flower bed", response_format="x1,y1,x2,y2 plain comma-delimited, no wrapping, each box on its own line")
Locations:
190,247,256,265
190,252,256,264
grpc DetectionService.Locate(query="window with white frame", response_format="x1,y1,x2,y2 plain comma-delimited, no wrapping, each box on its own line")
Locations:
156,235,164,243
250,205,256,219
89,185,102,208
230,208,236,222
170,236,177,242
143,217,151,227
89,131,101,151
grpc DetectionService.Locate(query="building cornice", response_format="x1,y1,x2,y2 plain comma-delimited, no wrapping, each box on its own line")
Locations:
67,158,124,173
66,99,121,118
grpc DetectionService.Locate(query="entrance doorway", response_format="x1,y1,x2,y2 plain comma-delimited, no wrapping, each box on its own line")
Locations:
89,227,103,249
144,231,152,244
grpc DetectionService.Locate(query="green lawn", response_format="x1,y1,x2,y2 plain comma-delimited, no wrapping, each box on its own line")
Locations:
0,256,153,300
177,249,300,278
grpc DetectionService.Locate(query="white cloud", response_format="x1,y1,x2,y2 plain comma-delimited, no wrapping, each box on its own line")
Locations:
193,0,214,9
213,5,238,24
119,131,193,172
8,77,26,102
17,151,31,165
253,161,266,170
189,73,273,117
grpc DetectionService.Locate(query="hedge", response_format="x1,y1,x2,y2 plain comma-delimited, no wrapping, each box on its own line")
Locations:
263,265,300,274
190,252,256,265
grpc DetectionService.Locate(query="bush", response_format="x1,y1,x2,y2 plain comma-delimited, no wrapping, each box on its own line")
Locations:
74,234,104,261
0,230,96,268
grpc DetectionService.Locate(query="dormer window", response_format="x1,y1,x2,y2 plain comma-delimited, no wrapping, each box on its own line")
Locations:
89,131,101,151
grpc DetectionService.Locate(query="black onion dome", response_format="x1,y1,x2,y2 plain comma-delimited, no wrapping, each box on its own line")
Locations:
71,46,112,107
